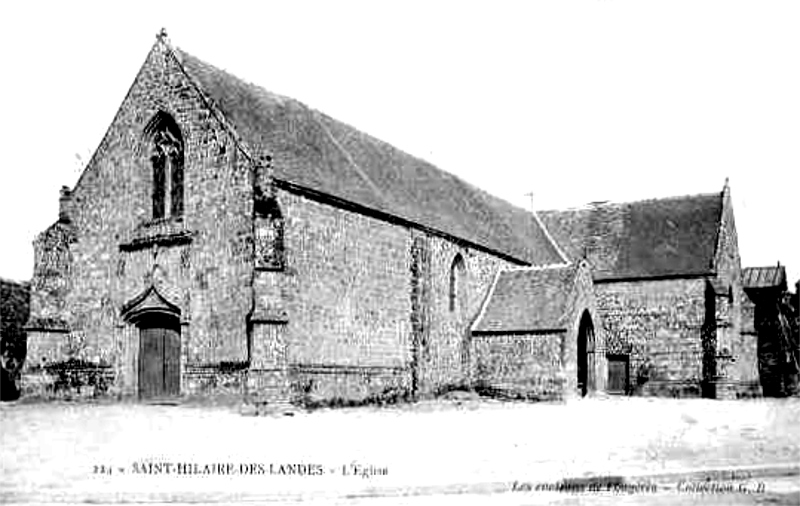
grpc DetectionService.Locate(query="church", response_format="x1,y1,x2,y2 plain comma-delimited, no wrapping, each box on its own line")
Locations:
21,34,757,407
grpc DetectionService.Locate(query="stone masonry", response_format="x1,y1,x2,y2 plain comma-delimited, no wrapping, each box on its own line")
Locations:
21,34,759,407
25,39,254,399
22,37,527,405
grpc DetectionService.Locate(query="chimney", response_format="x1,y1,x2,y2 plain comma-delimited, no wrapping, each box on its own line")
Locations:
59,186,72,223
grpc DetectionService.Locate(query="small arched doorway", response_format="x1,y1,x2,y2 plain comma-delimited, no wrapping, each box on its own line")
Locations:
121,285,182,399
577,310,596,397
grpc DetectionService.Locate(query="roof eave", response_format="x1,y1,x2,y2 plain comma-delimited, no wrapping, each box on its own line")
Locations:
472,328,568,336
593,271,716,284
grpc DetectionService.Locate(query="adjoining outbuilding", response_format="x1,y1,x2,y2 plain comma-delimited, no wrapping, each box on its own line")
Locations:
471,261,602,400
741,265,799,397
540,183,750,398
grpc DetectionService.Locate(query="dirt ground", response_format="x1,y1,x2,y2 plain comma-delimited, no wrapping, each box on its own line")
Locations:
1,396,798,504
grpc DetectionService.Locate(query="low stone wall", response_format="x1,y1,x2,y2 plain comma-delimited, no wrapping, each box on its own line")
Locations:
472,333,565,400
289,364,411,408
638,379,702,398
635,376,762,399
718,379,762,399
183,363,245,399
21,360,115,400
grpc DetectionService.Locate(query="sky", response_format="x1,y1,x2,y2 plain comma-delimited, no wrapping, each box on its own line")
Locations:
1,1,798,284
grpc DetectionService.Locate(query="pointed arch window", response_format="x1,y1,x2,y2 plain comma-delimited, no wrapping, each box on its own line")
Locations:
449,253,467,313
255,193,285,270
145,112,184,220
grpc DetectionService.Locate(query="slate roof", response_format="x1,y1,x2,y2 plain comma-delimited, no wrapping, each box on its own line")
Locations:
539,193,723,281
742,266,787,291
472,265,578,333
174,48,564,266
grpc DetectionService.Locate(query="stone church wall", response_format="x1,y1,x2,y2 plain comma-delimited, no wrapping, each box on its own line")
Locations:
596,278,707,397
473,331,565,400
279,189,412,404
24,43,253,399
421,235,510,395
277,188,517,404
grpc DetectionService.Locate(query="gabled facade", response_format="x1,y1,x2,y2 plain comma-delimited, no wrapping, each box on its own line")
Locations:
471,261,603,399
540,183,750,398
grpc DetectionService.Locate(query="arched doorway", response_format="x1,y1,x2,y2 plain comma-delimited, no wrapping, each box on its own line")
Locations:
577,310,595,397
121,285,182,399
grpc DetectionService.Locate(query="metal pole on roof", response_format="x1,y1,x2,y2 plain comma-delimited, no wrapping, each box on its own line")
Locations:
524,192,535,214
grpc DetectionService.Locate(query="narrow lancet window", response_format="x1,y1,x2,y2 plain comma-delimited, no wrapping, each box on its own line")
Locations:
145,112,184,220
449,253,466,313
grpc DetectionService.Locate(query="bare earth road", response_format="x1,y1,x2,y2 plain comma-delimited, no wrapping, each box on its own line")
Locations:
1,396,798,504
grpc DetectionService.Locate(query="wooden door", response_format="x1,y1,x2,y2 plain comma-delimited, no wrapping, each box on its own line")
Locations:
607,355,629,394
163,327,180,396
138,322,180,399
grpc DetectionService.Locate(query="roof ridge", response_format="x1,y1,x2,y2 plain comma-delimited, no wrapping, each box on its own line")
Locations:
539,190,724,214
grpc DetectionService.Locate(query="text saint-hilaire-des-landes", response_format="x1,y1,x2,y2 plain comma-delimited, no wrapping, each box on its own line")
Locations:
130,462,388,477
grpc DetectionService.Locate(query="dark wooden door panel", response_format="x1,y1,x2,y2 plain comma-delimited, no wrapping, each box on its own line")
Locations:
163,327,181,396
139,322,181,399
607,356,629,394
139,327,165,399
